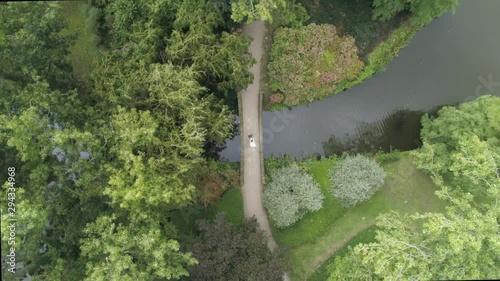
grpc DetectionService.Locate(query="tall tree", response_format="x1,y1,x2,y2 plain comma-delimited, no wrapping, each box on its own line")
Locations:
231,0,308,26
187,214,286,281
413,95,500,197
372,0,460,27
0,2,76,91
80,214,196,281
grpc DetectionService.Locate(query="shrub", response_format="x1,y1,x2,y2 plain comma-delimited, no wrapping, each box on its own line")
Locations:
268,23,364,106
330,154,386,208
263,164,324,228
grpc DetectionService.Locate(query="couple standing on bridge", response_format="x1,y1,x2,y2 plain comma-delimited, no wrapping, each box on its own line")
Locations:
248,134,257,148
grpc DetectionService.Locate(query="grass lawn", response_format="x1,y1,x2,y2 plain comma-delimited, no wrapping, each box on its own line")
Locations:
307,225,378,281
298,0,402,59
170,188,244,235
60,1,100,81
275,153,447,280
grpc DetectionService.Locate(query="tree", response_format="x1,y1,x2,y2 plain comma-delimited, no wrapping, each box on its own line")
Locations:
80,214,196,281
0,2,76,91
263,164,323,228
268,24,364,106
413,95,500,197
187,214,286,281
231,0,309,26
372,0,460,27
166,0,254,96
330,154,386,208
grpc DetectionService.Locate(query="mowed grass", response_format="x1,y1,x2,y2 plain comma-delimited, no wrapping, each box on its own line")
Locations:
278,153,446,281
307,225,378,281
60,1,100,80
170,188,244,235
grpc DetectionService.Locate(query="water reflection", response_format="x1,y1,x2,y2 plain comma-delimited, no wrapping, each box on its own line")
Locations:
322,109,425,156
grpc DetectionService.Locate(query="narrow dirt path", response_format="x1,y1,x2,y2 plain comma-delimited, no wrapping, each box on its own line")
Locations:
240,20,277,251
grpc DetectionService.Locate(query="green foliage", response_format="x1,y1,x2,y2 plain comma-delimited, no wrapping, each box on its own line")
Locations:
263,164,324,228
298,0,401,57
81,215,196,281
372,0,459,27
376,149,403,164
187,214,286,281
231,0,309,27
1,1,254,279
367,22,419,73
330,155,386,208
268,23,364,106
0,2,76,91
166,0,254,96
190,161,240,206
169,188,244,235
413,95,500,197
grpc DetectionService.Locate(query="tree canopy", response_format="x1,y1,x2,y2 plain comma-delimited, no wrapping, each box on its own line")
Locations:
187,214,286,281
413,95,500,197
231,0,309,27
0,1,255,279
372,0,460,27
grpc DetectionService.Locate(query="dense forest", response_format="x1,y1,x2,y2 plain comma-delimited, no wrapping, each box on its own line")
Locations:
2,1,497,281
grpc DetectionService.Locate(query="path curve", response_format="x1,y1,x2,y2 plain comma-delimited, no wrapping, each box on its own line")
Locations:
240,20,277,251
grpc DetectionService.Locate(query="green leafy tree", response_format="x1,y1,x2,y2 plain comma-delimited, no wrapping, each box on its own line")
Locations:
268,24,364,106
413,95,500,197
330,155,386,208
0,2,76,91
263,164,323,228
81,214,196,281
231,0,308,26
372,0,460,27
166,0,254,96
187,214,286,281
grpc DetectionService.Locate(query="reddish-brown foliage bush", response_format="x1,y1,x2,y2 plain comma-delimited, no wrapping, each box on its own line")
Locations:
268,23,364,106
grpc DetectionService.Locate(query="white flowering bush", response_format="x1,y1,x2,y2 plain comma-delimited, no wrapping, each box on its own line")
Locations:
330,154,386,208
263,164,324,228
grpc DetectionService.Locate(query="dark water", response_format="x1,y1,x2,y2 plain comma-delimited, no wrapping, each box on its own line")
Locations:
220,0,500,162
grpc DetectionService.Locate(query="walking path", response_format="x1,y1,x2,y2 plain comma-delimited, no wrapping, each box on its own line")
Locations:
240,20,277,251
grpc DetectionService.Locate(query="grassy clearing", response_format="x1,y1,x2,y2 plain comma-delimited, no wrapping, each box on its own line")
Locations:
60,1,100,81
307,225,378,281
170,188,244,235
273,153,446,280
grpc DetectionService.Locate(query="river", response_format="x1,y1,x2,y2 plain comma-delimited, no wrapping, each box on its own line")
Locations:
220,0,500,162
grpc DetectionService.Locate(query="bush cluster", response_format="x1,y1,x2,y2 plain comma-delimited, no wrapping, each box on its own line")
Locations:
330,155,386,208
263,164,324,228
268,23,364,106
